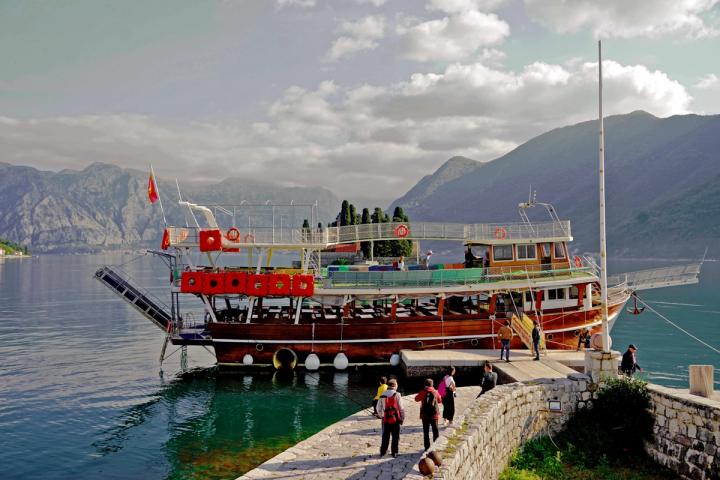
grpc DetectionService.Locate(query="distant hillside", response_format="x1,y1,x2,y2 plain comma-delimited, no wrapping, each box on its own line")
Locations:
0,163,339,253
391,111,720,259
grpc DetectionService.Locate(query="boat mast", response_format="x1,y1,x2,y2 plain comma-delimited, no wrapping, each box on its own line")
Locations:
598,40,610,352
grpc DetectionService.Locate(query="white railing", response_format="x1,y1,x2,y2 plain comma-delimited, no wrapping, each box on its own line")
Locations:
167,220,572,249
607,263,702,291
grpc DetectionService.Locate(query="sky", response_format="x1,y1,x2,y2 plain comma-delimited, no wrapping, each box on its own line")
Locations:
1,0,719,205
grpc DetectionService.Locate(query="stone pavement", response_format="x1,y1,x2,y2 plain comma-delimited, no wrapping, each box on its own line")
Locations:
238,385,481,480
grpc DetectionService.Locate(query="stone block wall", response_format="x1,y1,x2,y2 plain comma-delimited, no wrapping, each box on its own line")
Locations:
646,384,720,480
429,374,593,480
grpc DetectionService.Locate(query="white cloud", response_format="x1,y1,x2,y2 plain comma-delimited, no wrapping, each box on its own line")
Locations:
398,10,510,62
275,0,316,8
325,15,386,61
525,0,719,38
427,0,507,14
355,0,388,6
695,73,719,88
0,60,692,203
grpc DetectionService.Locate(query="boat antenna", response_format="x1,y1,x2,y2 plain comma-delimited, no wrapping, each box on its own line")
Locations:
598,39,611,353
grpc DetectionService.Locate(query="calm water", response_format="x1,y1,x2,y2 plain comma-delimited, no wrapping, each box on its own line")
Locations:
0,254,718,480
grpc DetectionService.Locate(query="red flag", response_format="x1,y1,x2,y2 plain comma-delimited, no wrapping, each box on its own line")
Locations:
148,174,159,204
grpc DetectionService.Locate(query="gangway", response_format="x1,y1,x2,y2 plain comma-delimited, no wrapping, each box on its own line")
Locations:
94,266,172,331
607,263,702,292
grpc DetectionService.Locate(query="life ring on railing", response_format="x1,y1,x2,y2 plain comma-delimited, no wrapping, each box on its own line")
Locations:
161,229,170,250
574,256,582,268
244,233,255,243
494,227,507,240
226,227,240,241
394,224,409,238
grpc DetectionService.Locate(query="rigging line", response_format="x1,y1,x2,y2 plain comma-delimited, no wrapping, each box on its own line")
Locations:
634,293,720,356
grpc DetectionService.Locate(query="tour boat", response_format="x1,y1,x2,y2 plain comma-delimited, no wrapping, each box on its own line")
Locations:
95,197,701,370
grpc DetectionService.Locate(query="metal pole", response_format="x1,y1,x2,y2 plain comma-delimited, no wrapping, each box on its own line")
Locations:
598,40,610,353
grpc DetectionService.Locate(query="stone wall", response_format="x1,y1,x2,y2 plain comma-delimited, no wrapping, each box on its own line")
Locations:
428,373,593,480
646,384,720,480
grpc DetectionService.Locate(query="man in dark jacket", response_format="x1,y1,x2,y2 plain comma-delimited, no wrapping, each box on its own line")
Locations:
477,361,498,397
621,344,643,376
532,321,541,360
414,378,442,450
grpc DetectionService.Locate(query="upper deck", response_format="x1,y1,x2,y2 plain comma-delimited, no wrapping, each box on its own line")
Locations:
166,220,572,250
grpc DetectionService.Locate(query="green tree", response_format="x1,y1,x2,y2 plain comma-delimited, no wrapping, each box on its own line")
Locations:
360,208,371,258
349,203,358,225
340,200,351,226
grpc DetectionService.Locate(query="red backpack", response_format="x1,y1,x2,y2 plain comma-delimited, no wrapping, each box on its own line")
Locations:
383,394,400,425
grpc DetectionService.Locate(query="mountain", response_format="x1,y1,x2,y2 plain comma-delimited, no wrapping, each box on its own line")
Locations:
0,163,339,253
390,111,720,259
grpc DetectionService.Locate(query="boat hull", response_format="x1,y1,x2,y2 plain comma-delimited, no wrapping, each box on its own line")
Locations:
209,301,627,366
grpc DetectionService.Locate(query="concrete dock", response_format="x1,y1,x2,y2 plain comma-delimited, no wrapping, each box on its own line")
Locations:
401,348,585,380
238,386,481,480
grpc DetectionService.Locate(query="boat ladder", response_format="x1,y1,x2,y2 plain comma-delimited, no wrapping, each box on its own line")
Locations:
94,265,172,331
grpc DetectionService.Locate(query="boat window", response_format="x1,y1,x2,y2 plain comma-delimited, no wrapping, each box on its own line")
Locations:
493,245,513,261
570,286,579,299
516,244,537,260
541,243,551,257
554,242,566,259
525,291,533,303
558,288,566,299
548,289,557,300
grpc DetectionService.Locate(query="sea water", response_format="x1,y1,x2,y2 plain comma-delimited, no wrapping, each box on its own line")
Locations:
0,254,718,479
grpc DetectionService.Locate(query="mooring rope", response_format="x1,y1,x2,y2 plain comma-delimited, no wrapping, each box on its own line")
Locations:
633,293,720,356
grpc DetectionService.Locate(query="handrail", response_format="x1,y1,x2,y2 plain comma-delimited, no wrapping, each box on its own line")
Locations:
166,220,572,249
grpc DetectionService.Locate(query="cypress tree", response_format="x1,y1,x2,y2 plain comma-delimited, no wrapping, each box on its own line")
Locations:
360,208,371,259
340,200,350,226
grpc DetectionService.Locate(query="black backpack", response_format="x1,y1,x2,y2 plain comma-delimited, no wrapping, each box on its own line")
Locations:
420,390,438,417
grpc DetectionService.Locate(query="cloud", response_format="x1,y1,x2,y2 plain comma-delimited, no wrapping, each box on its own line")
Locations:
275,0,317,8
695,73,719,89
325,15,386,61
355,0,387,6
525,0,720,39
0,60,692,203
398,9,510,62
427,0,507,14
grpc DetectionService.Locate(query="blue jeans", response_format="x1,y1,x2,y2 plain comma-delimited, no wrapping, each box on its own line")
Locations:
500,339,510,360
533,341,540,359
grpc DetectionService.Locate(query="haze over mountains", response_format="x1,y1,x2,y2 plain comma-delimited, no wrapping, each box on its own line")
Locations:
392,111,720,259
0,162,338,253
0,111,717,257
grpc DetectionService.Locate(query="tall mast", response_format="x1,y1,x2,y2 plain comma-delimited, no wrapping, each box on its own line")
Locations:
598,40,610,352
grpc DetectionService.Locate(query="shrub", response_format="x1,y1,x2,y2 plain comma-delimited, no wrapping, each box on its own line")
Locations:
560,376,653,464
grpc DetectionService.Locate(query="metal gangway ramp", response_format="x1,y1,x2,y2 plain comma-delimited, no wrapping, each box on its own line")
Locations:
607,263,702,291
94,266,172,331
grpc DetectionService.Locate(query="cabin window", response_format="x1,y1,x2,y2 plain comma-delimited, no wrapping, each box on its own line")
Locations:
525,291,533,303
516,244,537,260
554,242,566,259
493,245,513,261
547,288,566,300
541,243,551,257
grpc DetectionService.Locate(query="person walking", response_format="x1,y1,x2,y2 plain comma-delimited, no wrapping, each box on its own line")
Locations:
372,376,388,415
438,366,457,425
414,378,442,450
477,361,498,397
620,344,643,376
497,320,513,362
532,321,541,361
376,378,405,458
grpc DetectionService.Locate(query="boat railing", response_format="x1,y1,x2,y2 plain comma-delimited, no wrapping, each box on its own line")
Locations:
322,263,595,290
166,219,572,249
606,263,702,292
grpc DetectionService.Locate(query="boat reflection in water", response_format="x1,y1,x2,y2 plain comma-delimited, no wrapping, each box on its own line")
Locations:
93,369,375,480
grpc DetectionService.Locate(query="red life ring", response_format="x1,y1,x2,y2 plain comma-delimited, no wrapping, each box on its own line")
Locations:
574,256,582,268
226,227,240,241
494,227,507,240
394,224,409,238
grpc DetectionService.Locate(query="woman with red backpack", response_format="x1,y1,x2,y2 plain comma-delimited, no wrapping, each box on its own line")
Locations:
414,378,443,450
375,378,405,458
